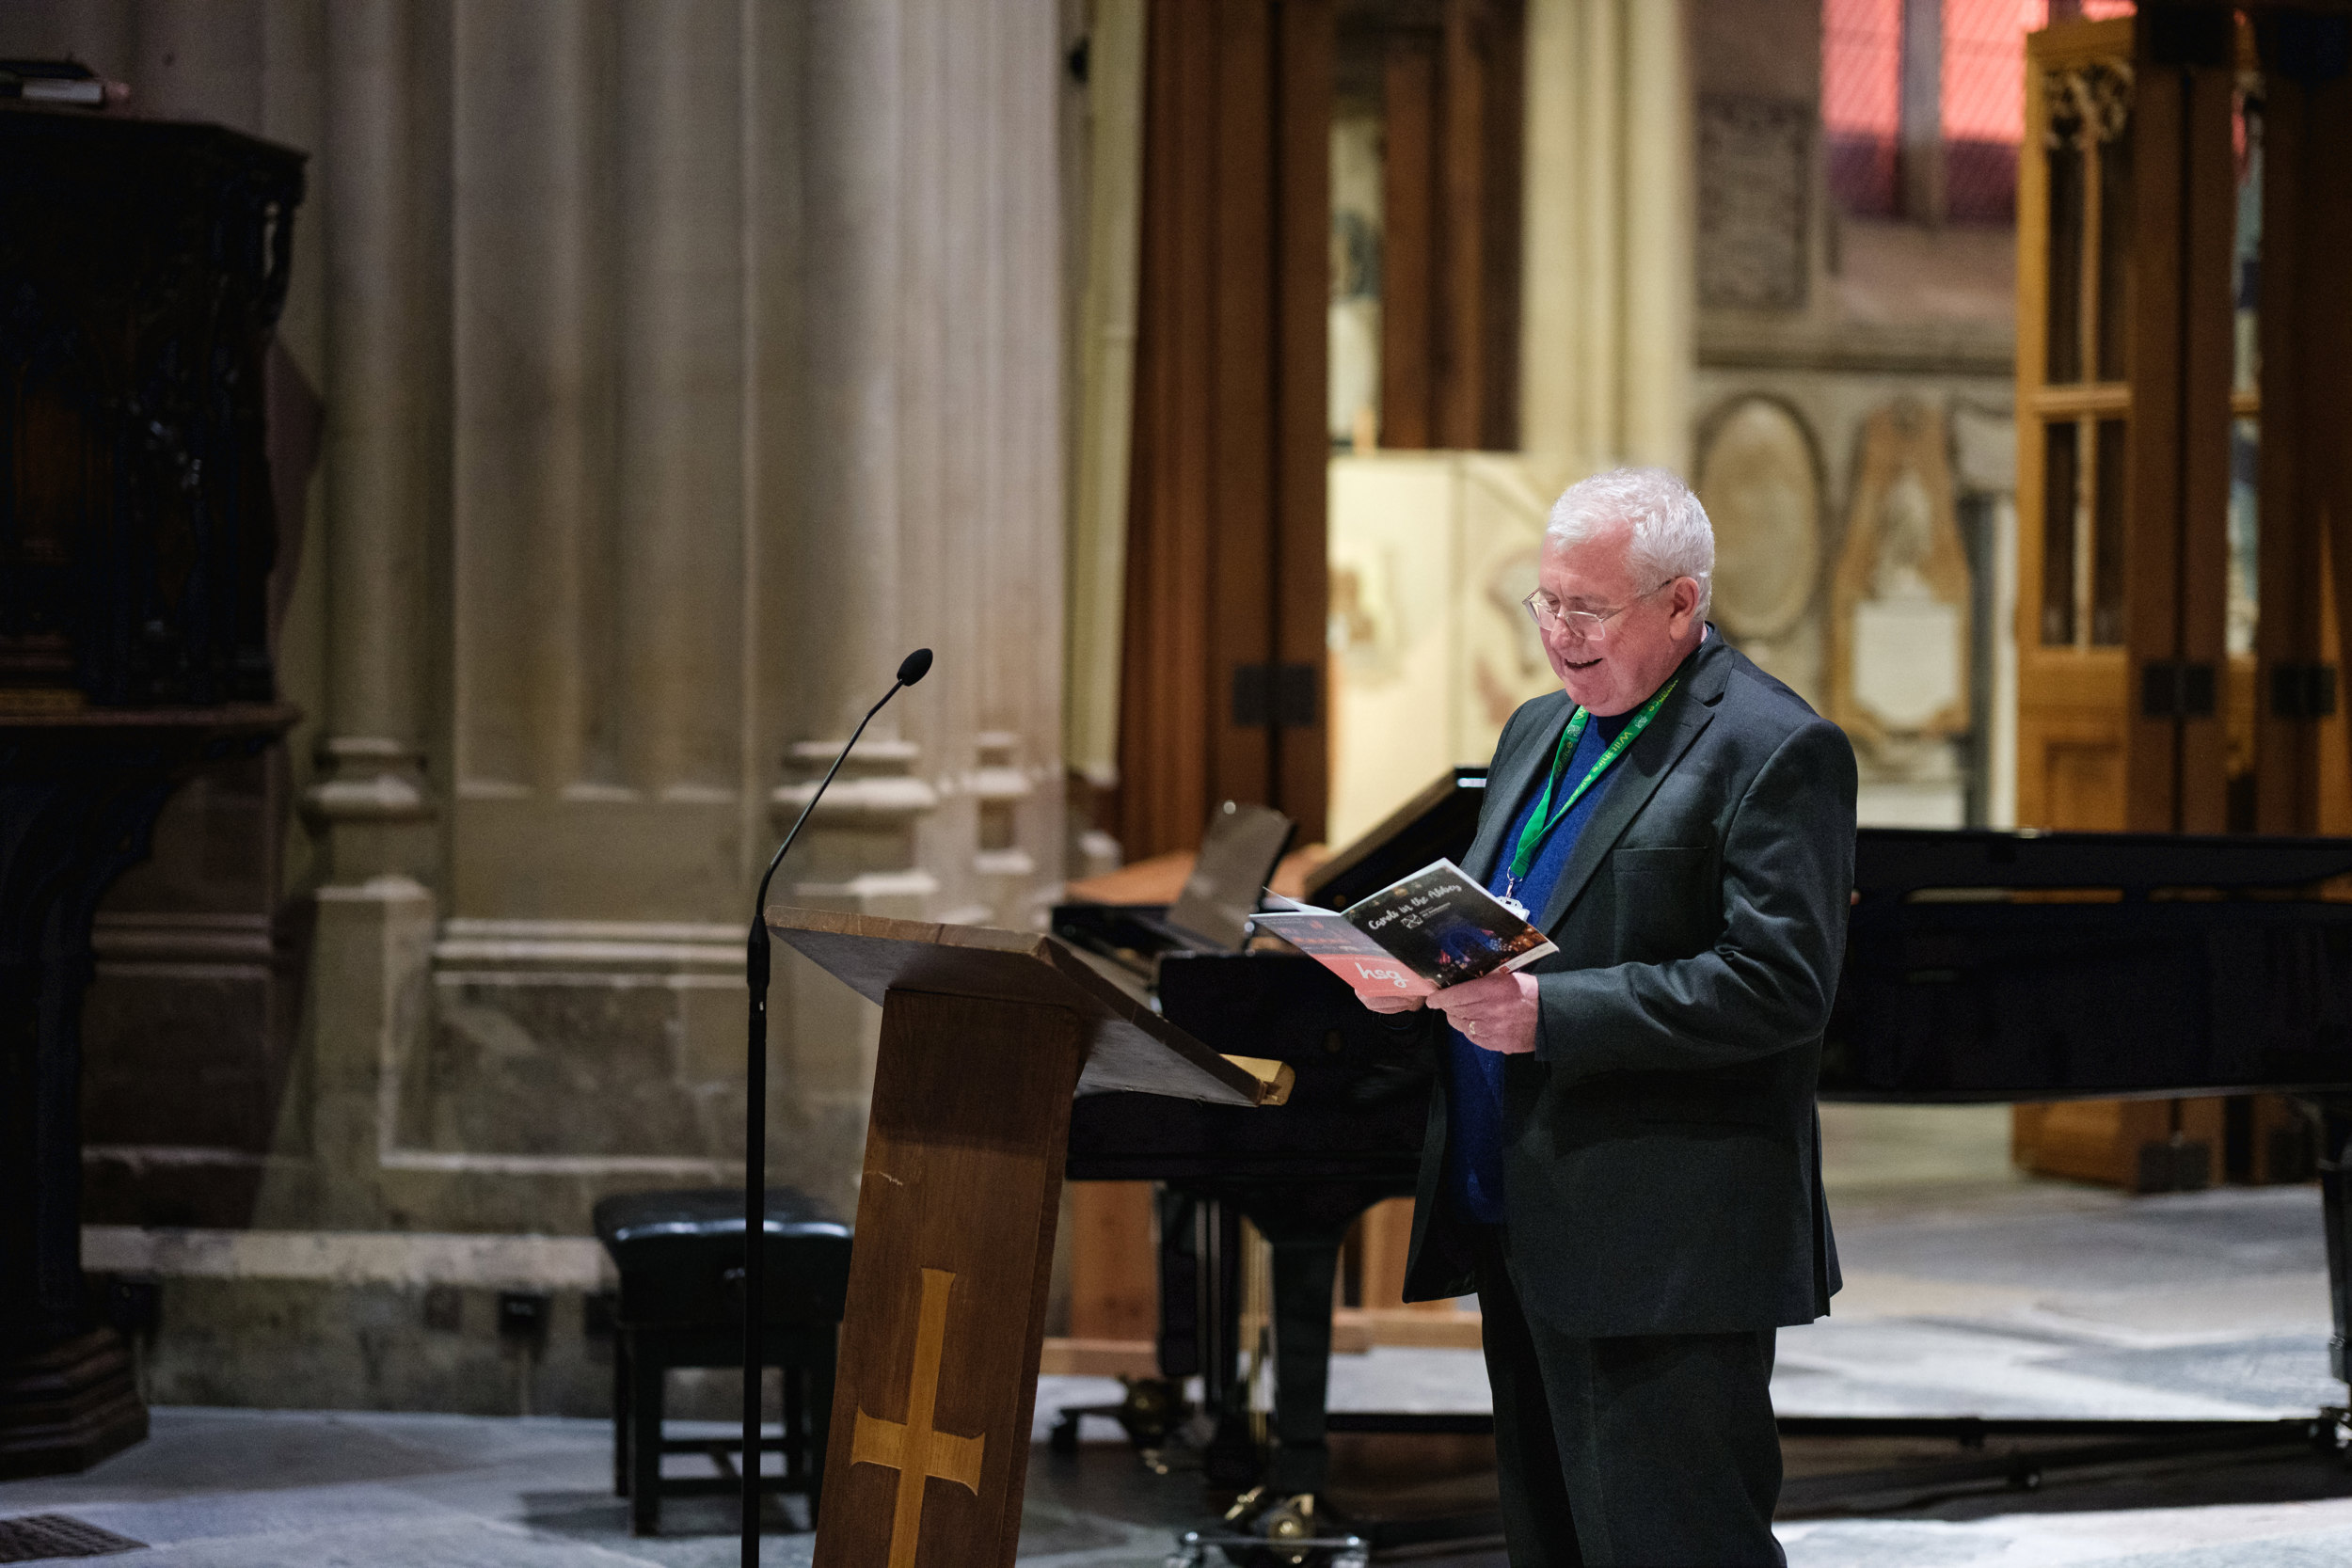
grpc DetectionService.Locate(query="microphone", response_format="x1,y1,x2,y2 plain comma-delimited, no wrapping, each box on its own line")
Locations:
740,649,931,1560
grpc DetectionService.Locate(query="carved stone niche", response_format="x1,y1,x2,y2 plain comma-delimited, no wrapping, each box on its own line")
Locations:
1828,401,1973,750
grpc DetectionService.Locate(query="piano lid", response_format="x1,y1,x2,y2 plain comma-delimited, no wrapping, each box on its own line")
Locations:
1166,801,1296,950
1856,828,2352,896
1304,766,1487,911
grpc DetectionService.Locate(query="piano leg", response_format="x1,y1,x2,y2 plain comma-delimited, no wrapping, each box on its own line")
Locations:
1155,1189,1240,1393
2312,1099,2352,1399
1161,1187,1423,1498
1264,1234,1343,1497
1156,1191,1261,1484
1247,1186,1407,1502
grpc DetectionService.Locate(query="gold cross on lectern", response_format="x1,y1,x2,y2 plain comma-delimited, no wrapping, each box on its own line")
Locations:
850,1267,987,1568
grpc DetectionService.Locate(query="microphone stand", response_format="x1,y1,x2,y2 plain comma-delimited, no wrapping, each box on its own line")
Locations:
742,651,930,1561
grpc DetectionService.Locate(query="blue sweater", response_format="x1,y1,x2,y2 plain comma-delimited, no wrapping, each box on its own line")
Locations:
1444,707,1633,1225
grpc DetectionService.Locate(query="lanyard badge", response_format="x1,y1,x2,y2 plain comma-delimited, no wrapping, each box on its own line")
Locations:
1500,678,1679,915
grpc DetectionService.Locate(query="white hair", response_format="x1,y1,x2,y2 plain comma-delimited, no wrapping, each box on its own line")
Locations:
1544,467,1714,620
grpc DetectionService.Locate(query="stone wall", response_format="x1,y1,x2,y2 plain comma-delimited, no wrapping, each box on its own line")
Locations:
0,0,1069,1410
1689,0,2020,829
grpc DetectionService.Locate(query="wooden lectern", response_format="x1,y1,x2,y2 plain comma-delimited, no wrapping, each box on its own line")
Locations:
767,908,1291,1568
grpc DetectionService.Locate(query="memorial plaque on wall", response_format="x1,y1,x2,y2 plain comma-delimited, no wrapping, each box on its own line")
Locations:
1828,401,1973,745
1697,96,1811,312
1696,395,1822,642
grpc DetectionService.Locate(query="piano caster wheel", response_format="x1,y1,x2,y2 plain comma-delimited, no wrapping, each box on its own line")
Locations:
1187,1492,1368,1568
1115,1375,1192,1449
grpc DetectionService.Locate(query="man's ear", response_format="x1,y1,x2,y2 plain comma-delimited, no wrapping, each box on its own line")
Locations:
1668,577,1703,638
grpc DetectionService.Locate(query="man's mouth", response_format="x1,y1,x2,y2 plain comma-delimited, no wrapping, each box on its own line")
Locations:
1565,656,1601,672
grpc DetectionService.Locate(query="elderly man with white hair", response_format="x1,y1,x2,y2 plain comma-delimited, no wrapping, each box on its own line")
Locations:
1352,467,1856,1565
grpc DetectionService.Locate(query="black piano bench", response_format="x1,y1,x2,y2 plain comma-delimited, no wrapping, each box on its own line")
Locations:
592,1187,851,1536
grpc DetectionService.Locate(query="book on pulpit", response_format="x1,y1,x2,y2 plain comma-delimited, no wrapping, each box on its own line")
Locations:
1248,858,1555,996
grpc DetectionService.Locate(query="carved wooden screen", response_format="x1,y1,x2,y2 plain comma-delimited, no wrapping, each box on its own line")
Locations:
2010,14,2298,1191
2018,10,2250,837
2015,19,2137,832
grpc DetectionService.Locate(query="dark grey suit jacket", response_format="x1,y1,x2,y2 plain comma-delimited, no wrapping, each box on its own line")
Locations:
1400,630,1857,1337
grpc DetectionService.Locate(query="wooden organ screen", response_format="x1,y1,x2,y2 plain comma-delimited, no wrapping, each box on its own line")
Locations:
2015,16,2143,835
2014,10,2345,1190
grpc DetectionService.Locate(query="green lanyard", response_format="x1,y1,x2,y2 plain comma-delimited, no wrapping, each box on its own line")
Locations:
1504,679,1679,899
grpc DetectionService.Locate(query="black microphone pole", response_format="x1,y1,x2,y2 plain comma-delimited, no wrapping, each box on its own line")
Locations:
743,648,931,1560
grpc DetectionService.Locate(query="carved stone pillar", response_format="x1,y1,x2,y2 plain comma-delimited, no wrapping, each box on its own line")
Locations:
972,731,1041,926
308,0,433,877
777,0,1068,1200
771,737,939,1212
977,0,1068,924
453,0,612,797
1519,0,1694,473
616,0,744,800
794,0,906,742
295,0,435,1228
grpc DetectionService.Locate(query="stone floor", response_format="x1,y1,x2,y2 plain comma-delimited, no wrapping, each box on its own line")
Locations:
6,1106,2352,1565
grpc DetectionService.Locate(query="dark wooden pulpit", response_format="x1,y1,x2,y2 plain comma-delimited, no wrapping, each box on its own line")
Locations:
1,106,305,1475
766,909,1291,1568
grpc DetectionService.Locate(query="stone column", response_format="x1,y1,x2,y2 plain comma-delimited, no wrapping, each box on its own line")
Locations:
1518,0,1586,465
307,0,433,871
1063,0,1147,807
1619,0,1693,473
897,0,977,927
452,0,612,797
777,0,899,1191
792,0,906,740
287,875,434,1228
783,0,933,858
615,0,744,801
289,0,437,1227
1519,0,1692,475
1574,0,1623,467
977,0,1065,924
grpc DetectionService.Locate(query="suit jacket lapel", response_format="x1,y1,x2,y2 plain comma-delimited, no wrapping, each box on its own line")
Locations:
1530,634,1732,935
1461,693,1572,885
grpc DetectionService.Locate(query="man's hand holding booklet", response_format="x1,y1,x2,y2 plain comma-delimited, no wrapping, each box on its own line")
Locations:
1248,859,1557,1000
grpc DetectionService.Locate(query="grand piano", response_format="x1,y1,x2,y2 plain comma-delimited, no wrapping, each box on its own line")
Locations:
1057,784,2352,1544
1056,770,1490,1521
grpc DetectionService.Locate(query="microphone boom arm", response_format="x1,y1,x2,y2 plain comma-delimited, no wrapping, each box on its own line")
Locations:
741,653,929,1560
749,678,906,957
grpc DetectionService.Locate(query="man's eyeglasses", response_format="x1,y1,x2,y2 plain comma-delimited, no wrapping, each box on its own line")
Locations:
1520,578,1676,641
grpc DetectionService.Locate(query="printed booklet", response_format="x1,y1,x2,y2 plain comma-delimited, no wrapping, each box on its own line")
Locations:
1248,859,1557,997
